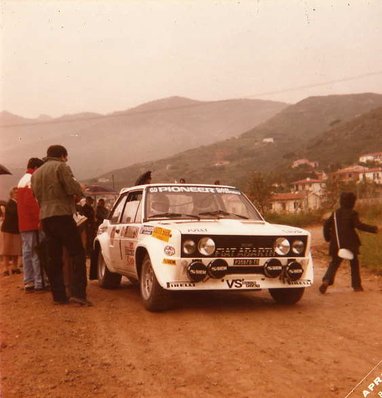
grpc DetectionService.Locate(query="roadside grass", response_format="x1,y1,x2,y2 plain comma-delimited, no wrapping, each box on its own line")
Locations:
264,211,324,228
356,203,382,274
359,232,382,274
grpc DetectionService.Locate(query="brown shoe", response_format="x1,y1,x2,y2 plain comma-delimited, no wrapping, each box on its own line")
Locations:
11,268,21,274
69,297,93,307
319,281,329,294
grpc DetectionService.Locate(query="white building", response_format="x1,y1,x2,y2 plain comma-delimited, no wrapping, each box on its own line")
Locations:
270,192,322,213
359,152,382,164
291,178,325,195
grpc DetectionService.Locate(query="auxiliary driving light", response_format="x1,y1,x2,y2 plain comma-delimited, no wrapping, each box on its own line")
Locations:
286,261,304,281
207,259,228,279
187,261,207,282
263,259,283,278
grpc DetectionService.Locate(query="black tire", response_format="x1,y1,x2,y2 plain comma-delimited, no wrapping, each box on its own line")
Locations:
140,255,172,311
269,287,305,305
97,252,122,289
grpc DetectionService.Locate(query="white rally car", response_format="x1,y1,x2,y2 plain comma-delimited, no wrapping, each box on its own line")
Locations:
91,184,313,311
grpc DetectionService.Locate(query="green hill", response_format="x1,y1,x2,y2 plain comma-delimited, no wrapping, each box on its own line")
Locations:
94,93,382,191
304,106,382,168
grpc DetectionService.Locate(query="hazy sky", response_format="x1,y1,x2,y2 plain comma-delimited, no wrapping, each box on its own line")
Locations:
1,0,382,118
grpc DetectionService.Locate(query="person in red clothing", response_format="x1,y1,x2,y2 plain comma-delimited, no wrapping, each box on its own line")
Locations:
17,158,45,292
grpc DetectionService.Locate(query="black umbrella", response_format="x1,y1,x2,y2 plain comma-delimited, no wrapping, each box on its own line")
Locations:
0,164,12,175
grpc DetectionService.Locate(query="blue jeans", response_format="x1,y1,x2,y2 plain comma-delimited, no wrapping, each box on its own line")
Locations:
21,231,43,289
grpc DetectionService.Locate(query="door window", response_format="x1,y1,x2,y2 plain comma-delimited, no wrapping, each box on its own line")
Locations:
121,191,143,224
109,195,128,224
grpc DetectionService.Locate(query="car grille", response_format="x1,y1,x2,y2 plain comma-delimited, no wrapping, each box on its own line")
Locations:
181,234,308,258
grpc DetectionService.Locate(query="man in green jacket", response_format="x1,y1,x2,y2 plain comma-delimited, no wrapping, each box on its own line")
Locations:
32,145,92,306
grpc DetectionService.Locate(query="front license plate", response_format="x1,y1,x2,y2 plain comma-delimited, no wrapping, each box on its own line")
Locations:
233,259,260,266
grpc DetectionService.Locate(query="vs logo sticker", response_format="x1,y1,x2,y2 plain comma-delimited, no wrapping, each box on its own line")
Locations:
225,279,260,289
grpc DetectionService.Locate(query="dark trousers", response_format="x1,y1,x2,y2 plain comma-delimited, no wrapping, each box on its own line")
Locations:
322,253,361,289
42,215,87,302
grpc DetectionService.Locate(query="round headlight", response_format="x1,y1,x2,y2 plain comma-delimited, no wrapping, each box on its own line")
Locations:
292,240,305,255
183,240,196,255
274,237,290,256
198,237,216,256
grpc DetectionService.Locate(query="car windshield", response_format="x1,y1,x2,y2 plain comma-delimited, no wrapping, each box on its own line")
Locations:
145,186,263,221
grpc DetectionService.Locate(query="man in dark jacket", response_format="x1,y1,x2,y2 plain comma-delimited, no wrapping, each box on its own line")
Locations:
319,192,378,294
81,196,96,257
31,145,92,306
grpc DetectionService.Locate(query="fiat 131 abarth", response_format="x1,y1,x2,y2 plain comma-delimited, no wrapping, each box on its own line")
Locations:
90,184,313,311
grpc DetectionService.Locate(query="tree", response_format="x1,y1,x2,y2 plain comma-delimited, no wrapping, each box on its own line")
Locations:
246,172,273,214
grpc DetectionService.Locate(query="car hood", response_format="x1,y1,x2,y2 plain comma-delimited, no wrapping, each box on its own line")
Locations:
152,219,309,236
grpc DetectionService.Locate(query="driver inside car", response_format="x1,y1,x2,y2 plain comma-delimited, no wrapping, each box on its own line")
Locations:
149,193,170,216
192,194,217,214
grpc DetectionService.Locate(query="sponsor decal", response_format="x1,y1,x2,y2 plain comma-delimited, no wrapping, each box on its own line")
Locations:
149,186,240,195
163,258,176,265
215,247,274,258
233,259,260,266
287,280,312,286
152,227,172,242
166,282,196,288
124,242,135,257
126,256,135,267
225,279,261,289
140,225,154,235
187,228,208,233
124,226,139,238
279,228,303,234
164,245,176,256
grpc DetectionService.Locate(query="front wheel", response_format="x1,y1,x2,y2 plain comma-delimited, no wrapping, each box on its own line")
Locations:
269,287,305,305
140,255,172,311
98,252,122,289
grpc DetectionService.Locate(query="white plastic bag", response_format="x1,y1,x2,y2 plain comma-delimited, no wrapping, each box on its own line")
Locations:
338,248,354,260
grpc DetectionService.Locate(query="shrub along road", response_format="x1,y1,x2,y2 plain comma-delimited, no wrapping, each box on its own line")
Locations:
1,227,381,398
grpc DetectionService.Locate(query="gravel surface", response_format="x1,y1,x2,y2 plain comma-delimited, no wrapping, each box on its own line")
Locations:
1,226,381,398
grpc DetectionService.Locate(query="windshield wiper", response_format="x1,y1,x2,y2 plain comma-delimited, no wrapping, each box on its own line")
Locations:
148,212,201,220
198,210,248,219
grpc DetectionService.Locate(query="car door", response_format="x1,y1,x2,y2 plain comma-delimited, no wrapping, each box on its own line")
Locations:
107,194,128,269
118,191,143,276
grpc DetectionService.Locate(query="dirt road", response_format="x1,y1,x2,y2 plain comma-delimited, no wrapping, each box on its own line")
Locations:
1,227,381,398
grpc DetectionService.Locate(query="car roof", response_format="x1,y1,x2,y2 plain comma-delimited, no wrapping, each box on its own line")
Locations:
119,183,237,195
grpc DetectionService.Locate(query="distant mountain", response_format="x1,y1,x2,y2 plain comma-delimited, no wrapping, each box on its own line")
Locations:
0,96,286,198
100,93,382,190
0,111,34,126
